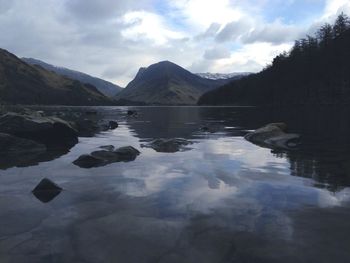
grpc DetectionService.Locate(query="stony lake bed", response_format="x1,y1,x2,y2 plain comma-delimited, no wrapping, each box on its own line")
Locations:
1,106,350,263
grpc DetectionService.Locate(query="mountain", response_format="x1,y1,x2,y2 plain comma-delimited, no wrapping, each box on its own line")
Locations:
0,48,112,105
196,72,251,80
22,58,122,97
115,61,234,105
199,14,350,106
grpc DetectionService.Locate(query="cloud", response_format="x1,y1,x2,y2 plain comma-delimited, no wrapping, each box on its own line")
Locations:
204,47,231,60
1,0,348,87
215,19,253,42
196,23,222,40
243,20,303,44
64,0,151,21
120,11,185,45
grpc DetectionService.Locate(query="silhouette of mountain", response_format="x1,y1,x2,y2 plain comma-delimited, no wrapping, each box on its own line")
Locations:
199,13,350,106
115,61,234,105
0,48,112,105
22,57,122,97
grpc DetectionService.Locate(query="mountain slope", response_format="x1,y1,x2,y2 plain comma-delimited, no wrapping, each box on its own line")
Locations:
199,14,350,106
0,48,112,105
115,61,233,105
22,57,122,97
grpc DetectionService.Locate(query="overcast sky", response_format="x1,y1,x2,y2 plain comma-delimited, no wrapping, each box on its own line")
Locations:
1,0,349,86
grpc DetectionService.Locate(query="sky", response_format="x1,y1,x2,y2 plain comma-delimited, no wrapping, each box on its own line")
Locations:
0,0,349,86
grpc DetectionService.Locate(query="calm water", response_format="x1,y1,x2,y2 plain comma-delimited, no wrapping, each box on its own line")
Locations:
1,106,350,263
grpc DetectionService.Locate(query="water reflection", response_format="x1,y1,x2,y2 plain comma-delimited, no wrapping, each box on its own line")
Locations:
0,106,350,262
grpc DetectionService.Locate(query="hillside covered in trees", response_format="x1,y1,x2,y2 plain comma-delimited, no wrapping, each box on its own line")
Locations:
198,14,350,106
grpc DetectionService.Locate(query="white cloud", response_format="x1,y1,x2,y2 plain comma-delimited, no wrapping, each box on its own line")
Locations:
121,11,185,45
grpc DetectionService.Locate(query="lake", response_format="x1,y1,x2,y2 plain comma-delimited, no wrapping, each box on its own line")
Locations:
1,106,350,263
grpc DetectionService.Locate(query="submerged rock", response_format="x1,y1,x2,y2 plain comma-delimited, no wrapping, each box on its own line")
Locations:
32,178,62,203
245,123,300,150
142,138,192,153
73,146,141,168
0,112,78,145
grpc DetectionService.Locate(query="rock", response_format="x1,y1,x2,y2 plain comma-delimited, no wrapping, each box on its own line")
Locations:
91,150,121,162
245,123,300,150
127,110,137,116
109,121,119,129
32,178,62,203
142,138,192,153
114,146,140,161
100,145,115,151
75,119,100,137
73,154,106,168
73,146,141,168
0,112,78,145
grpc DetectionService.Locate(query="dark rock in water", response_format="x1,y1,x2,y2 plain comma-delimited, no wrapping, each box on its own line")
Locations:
109,121,119,129
100,145,115,151
32,178,62,203
74,119,100,137
0,112,78,146
114,146,140,161
200,126,210,132
73,146,141,168
142,138,192,153
245,123,300,150
127,110,137,116
91,150,121,161
73,154,106,168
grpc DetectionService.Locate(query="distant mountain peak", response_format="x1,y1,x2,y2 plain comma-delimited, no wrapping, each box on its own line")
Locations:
115,61,236,105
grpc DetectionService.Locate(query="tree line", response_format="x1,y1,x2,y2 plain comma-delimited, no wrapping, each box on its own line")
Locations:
198,13,350,106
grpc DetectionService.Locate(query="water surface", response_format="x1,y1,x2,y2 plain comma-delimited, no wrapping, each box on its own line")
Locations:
1,106,350,263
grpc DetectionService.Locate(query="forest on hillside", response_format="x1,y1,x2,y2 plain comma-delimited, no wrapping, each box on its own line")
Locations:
198,13,350,106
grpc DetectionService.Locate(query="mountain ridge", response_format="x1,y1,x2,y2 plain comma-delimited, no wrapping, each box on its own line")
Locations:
22,57,122,97
0,48,113,105
115,61,239,105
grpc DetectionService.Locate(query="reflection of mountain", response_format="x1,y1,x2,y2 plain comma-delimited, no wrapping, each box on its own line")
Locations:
126,107,203,140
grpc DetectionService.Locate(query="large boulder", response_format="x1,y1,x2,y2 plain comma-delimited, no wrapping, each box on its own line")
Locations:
142,138,192,153
0,112,78,145
73,146,140,168
245,123,300,150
